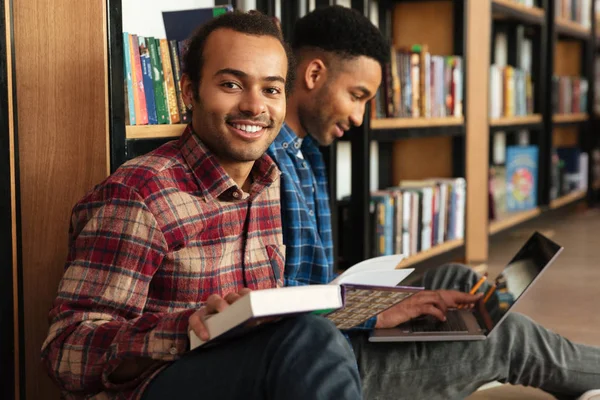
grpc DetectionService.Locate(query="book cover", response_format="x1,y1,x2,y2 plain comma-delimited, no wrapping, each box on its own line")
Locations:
506,145,539,211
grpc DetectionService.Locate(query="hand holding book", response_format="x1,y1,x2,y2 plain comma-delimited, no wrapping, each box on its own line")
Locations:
188,288,253,343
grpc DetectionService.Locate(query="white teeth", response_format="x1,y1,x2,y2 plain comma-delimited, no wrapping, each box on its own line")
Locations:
232,123,263,133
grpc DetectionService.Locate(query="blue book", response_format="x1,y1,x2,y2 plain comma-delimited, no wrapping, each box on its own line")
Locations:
506,146,539,212
123,32,135,125
138,37,158,125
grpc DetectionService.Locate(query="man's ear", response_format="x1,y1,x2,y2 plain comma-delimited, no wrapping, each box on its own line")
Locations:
304,58,327,91
180,74,195,109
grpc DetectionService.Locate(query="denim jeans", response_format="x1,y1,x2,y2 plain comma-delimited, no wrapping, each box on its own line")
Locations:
349,264,600,400
142,314,361,400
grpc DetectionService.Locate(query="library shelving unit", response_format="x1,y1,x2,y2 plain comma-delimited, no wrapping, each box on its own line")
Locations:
486,0,597,237
487,0,548,235
545,0,595,210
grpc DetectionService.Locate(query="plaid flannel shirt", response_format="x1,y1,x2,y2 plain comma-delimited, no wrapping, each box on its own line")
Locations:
41,126,285,399
267,123,377,331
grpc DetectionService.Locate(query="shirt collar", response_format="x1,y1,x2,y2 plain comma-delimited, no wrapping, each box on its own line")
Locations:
275,123,321,155
179,125,280,201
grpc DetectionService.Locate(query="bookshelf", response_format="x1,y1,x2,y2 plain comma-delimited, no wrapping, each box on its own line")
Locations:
125,124,185,139
395,239,464,269
489,208,542,235
550,189,587,209
552,112,590,123
370,116,463,130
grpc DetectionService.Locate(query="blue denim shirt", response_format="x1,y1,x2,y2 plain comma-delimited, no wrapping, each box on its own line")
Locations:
267,123,376,330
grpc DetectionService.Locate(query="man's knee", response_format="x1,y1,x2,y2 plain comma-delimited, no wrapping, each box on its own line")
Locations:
276,314,354,358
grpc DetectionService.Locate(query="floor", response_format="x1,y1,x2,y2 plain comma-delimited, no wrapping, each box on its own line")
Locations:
467,203,600,399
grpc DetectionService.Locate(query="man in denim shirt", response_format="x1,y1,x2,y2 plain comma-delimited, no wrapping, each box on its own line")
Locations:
267,6,600,399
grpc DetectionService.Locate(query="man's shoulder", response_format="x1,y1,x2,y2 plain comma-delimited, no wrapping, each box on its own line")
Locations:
108,140,184,191
81,140,185,205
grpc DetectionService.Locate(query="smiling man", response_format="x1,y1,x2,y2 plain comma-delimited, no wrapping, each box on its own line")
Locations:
41,11,361,400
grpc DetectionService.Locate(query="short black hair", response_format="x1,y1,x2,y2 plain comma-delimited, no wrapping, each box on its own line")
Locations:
183,11,295,98
292,5,389,67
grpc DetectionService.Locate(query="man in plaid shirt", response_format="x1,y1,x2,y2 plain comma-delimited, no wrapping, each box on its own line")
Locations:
268,5,600,399
41,11,361,400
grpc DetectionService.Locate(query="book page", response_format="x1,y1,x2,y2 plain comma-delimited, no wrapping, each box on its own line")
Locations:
331,254,412,287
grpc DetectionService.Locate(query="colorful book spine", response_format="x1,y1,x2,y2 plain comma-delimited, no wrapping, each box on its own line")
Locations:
130,34,148,125
159,38,181,124
123,32,135,125
138,37,158,125
148,38,170,124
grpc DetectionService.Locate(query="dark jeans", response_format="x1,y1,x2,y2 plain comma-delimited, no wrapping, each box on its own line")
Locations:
142,314,361,400
350,264,600,400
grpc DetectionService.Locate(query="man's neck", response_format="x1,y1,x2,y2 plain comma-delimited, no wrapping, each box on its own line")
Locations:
285,96,307,139
219,159,254,193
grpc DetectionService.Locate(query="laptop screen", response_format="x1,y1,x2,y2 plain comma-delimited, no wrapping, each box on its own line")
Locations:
476,232,563,334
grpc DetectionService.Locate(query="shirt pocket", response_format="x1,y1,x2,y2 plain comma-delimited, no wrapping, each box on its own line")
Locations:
265,244,286,287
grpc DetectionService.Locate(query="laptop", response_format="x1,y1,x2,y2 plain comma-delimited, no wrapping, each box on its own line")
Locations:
369,231,564,342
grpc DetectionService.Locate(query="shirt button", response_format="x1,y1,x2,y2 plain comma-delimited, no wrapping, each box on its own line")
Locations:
282,142,288,149
302,162,307,168
169,346,178,355
294,142,300,149
309,210,314,216
312,187,315,193
232,191,240,198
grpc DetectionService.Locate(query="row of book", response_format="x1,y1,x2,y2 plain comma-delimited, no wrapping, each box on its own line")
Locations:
551,75,589,114
594,56,600,114
555,0,592,27
123,33,189,126
339,178,466,260
373,45,463,119
489,65,534,119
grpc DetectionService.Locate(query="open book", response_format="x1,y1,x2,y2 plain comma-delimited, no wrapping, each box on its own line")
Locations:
190,254,422,349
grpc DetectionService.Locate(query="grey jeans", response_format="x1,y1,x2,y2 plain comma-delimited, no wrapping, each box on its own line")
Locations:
349,264,600,400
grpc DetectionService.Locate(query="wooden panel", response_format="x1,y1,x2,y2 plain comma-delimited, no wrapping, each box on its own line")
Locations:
395,239,464,269
392,1,454,55
465,0,491,263
553,126,579,147
391,136,453,183
13,0,109,399
4,0,19,397
552,112,588,123
492,0,544,19
371,116,463,130
554,40,582,76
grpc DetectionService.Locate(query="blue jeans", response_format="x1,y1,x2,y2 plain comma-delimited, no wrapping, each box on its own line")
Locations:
142,314,361,400
349,264,600,400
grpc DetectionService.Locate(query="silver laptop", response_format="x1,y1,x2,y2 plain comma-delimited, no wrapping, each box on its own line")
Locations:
369,231,564,342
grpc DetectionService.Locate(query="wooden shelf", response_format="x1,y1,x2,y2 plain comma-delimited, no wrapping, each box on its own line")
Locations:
395,239,464,269
489,208,542,235
491,0,544,25
125,124,186,140
552,113,589,124
490,114,542,127
555,17,592,39
371,116,464,130
549,190,586,209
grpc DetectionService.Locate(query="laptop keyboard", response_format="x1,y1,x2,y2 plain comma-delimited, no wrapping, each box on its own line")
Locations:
407,310,469,333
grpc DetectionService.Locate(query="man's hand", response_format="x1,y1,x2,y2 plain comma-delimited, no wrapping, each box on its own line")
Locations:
375,289,483,329
189,288,252,341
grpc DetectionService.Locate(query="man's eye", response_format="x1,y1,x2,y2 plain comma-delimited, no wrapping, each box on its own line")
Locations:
222,82,241,89
265,87,282,95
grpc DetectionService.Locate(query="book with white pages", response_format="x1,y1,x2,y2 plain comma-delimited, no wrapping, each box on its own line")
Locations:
190,254,421,349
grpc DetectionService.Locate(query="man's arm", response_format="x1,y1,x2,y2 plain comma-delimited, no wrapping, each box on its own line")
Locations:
41,184,196,393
